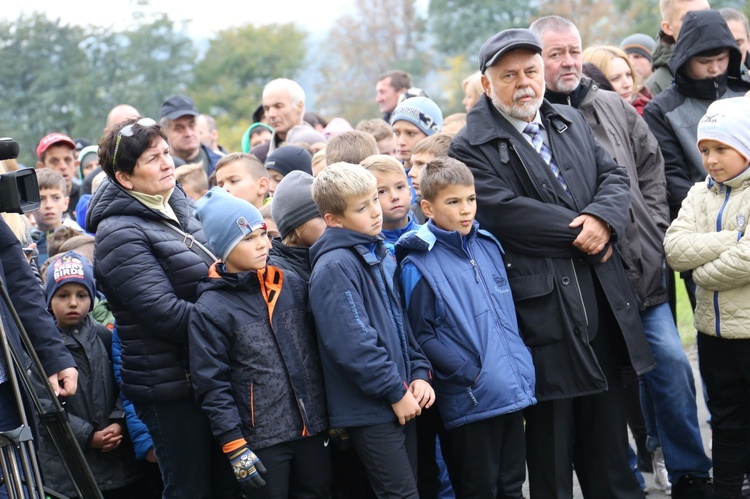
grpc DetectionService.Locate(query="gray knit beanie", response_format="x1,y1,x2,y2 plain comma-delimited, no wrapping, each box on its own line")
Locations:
271,171,321,240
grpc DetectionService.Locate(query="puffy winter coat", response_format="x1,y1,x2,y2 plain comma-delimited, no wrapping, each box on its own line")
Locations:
397,222,536,429
87,179,209,403
665,168,750,339
189,264,328,450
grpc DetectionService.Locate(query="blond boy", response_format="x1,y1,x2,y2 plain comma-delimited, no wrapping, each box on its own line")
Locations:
356,119,398,157
174,163,209,201
325,131,379,165
214,153,270,209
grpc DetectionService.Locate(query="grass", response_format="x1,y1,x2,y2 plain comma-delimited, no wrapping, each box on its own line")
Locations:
674,272,696,348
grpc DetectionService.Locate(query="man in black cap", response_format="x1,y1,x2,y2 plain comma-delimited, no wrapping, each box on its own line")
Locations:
449,27,654,498
159,94,223,175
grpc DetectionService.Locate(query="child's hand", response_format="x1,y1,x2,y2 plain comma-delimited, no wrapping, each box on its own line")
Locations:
409,379,435,409
92,423,123,452
146,447,158,463
391,390,421,425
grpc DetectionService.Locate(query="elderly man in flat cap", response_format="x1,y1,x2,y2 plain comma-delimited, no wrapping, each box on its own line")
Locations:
449,28,654,498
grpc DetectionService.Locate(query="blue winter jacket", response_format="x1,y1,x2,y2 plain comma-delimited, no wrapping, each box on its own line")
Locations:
396,222,536,429
309,227,432,428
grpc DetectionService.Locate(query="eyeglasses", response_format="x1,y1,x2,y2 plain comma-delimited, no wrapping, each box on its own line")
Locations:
112,118,157,171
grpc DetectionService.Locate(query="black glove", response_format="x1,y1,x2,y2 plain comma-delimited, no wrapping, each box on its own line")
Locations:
226,441,267,489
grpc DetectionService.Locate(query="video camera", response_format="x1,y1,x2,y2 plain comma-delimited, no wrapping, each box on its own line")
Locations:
0,137,40,214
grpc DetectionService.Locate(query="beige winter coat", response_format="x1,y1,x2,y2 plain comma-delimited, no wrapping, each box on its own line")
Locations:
665,167,750,339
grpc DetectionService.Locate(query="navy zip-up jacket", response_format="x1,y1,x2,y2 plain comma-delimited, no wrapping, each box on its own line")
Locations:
309,227,431,428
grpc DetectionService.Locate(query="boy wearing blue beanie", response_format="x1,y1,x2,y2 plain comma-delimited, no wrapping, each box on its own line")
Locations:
190,187,331,496
390,97,443,172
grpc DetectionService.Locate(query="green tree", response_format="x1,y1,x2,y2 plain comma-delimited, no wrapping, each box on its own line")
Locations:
190,23,307,152
428,0,537,57
315,0,432,124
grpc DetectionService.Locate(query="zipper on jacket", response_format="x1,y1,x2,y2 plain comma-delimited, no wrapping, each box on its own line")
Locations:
466,387,479,406
469,259,480,283
713,186,732,337
714,79,720,100
570,261,589,326
250,382,255,428
377,261,411,380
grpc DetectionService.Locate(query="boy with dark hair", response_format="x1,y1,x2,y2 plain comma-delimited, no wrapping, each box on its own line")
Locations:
396,157,536,498
191,187,330,497
360,154,419,247
408,134,453,223
309,162,434,499
214,153,270,209
32,169,83,265
325,130,379,165
40,251,142,497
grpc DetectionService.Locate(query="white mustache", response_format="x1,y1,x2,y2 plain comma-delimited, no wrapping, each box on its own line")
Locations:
514,88,537,102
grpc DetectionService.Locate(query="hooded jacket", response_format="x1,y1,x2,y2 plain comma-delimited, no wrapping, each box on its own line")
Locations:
643,10,750,220
189,264,327,450
396,222,536,429
309,227,431,427
450,95,655,400
644,37,673,96
666,168,750,340
87,179,209,404
548,77,670,309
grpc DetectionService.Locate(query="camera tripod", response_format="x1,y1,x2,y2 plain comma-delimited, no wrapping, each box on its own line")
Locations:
0,274,102,499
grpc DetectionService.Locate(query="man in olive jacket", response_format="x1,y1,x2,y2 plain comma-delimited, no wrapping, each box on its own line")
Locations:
449,28,655,498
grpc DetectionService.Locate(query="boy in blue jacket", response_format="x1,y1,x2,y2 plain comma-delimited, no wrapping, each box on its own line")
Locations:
396,157,536,498
309,162,434,499
190,187,330,498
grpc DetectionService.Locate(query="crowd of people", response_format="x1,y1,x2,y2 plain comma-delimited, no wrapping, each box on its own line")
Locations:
1,2,750,498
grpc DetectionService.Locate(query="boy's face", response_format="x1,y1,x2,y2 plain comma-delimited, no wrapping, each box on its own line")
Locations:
408,152,436,198
33,188,69,231
326,189,383,237
37,144,75,191
699,139,749,183
375,171,411,230
225,230,270,273
250,129,273,149
684,49,730,80
267,170,285,196
421,184,477,236
50,282,91,330
217,161,268,208
377,136,397,157
393,121,428,164
297,217,327,246
80,157,99,179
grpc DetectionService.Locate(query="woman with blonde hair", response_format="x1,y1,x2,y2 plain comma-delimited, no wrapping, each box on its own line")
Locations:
461,71,484,112
583,45,653,115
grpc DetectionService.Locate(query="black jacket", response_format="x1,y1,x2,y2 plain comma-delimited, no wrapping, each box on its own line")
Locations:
643,10,750,220
189,265,327,450
548,77,670,310
88,180,209,404
268,238,312,282
450,96,655,400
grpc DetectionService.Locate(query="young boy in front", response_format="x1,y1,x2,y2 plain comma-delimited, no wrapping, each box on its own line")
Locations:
32,168,83,265
408,133,453,223
40,251,142,497
309,162,434,499
361,155,420,247
190,186,330,497
214,152,270,209
396,157,536,498
665,97,750,498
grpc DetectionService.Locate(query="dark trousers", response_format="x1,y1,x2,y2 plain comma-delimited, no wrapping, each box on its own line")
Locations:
349,421,419,499
416,404,454,499
449,411,525,499
698,333,750,499
137,398,239,499
252,432,332,499
524,306,642,499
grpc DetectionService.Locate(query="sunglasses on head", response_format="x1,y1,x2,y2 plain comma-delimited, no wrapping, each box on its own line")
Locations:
112,118,157,172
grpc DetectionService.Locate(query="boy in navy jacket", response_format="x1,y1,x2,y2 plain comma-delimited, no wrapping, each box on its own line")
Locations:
397,157,536,498
309,162,434,499
190,187,330,497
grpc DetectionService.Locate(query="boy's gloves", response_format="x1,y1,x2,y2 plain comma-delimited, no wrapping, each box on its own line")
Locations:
223,438,267,489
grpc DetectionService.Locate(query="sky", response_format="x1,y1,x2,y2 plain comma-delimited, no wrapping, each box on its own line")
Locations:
4,0,354,39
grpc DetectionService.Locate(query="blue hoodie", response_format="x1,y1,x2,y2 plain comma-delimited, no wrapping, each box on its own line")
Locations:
309,227,431,427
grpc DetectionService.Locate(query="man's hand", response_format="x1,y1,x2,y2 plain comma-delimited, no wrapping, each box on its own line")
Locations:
570,214,611,255
49,367,78,397
92,423,124,452
409,379,436,409
391,391,421,425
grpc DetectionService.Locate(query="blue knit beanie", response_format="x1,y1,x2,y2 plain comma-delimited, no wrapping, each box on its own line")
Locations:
45,251,96,311
194,187,266,261
390,97,443,136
